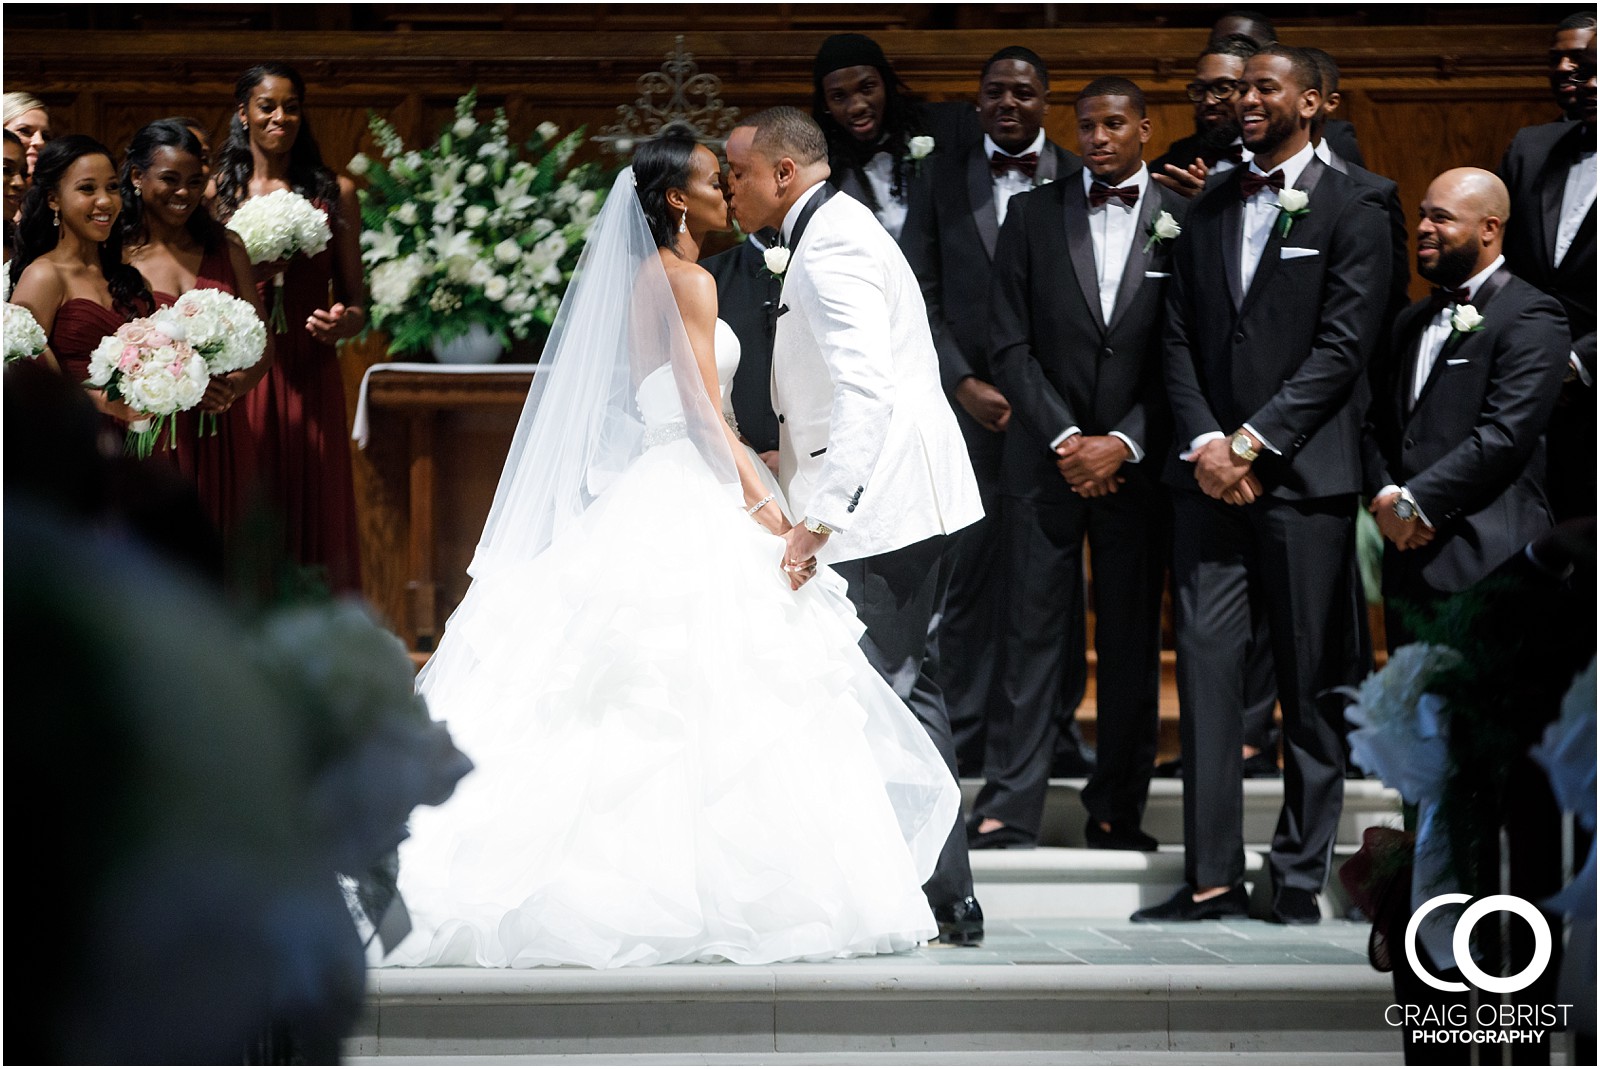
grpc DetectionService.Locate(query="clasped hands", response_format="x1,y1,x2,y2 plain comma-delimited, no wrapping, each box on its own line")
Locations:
1189,435,1263,506
781,524,826,591
1056,435,1130,497
1369,490,1437,552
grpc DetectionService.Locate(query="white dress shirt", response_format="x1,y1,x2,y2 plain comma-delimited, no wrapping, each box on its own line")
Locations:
984,129,1046,227
859,151,908,242
1555,147,1596,267
1377,254,1505,527
1182,142,1317,460
1048,165,1150,464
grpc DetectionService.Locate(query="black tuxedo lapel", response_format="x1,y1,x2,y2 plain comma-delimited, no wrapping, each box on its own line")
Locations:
1407,266,1514,421
1107,185,1161,331
786,185,835,255
1535,126,1583,267
1239,155,1328,318
1035,145,1063,185
1220,183,1245,309
966,147,1001,260
1062,184,1109,334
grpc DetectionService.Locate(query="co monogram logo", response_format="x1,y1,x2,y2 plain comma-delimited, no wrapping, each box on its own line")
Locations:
1404,894,1553,994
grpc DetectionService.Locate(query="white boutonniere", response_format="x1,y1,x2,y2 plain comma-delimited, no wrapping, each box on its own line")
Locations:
1275,187,1310,237
906,134,935,175
762,245,791,278
1448,303,1485,341
1143,210,1182,253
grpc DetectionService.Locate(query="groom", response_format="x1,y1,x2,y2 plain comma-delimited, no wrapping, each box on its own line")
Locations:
725,107,988,946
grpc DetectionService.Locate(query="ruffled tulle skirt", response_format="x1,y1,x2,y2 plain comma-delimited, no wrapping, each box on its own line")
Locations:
382,438,959,968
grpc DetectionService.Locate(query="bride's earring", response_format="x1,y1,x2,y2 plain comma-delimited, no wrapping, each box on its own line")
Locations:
134,185,142,198
52,207,59,228
679,209,688,234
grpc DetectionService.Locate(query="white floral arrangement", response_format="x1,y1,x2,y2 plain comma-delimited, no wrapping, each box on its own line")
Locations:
4,302,47,363
354,89,611,357
226,189,333,331
86,316,211,457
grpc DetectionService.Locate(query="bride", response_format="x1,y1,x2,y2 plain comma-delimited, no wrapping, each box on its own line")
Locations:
383,126,960,968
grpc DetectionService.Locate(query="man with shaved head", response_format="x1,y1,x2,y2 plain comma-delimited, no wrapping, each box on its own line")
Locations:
1361,167,1569,644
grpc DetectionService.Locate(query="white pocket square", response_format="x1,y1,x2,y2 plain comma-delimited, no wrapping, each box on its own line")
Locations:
1445,358,1470,366
1143,271,1171,279
1280,247,1319,260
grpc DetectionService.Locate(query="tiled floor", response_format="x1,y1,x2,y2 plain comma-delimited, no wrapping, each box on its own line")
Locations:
816,917,1375,969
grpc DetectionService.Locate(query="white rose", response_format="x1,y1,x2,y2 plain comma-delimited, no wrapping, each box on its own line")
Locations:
1151,210,1182,241
536,121,561,142
433,202,457,224
464,204,489,229
453,116,478,139
494,238,521,263
468,259,495,286
484,276,509,301
763,245,791,276
1277,188,1309,213
465,163,488,185
347,152,371,177
1450,304,1485,333
907,135,935,160
395,202,419,226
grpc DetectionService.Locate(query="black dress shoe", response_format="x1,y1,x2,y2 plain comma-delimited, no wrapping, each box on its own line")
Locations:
1270,886,1322,925
1084,818,1159,852
1152,756,1182,778
1130,884,1249,923
966,821,1037,850
931,895,984,946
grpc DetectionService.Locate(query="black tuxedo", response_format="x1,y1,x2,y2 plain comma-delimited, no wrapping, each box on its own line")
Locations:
1500,120,1596,522
1362,267,1568,638
1323,148,1410,326
703,235,781,453
970,171,1182,838
1164,153,1392,894
828,100,981,248
900,136,1080,774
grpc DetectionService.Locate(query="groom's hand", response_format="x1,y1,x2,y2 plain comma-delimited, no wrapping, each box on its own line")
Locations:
782,526,828,589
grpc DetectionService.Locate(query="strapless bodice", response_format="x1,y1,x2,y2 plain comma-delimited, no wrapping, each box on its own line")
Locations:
635,318,742,431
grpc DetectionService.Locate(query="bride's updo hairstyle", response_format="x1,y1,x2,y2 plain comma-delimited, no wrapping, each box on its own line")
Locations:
9,135,151,314
632,123,701,252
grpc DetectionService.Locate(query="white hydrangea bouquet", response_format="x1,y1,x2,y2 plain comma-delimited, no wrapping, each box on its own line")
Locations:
87,317,211,458
4,302,47,363
226,188,333,332
149,289,269,434
353,88,611,358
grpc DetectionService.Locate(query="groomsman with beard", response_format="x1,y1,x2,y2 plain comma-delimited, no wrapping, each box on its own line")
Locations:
1133,45,1391,924
1361,167,1568,644
900,47,1086,779
1501,13,1596,522
1151,35,1257,189
966,77,1180,851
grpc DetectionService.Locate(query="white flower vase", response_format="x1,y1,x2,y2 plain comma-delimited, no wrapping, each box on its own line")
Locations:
431,323,502,365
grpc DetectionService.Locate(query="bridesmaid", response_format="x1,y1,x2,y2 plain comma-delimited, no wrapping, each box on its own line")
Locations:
122,118,273,540
2,91,50,180
8,135,152,410
213,62,366,594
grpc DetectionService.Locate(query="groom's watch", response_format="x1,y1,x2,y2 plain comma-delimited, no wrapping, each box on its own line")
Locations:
803,517,833,537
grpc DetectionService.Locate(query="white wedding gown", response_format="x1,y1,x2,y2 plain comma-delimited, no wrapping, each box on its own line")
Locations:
383,320,959,968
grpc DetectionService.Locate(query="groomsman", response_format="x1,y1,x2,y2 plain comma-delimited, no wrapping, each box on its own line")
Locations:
1133,45,1391,923
1500,13,1596,522
969,77,1180,851
900,47,1084,777
1362,167,1569,645
1151,35,1257,187
703,228,782,465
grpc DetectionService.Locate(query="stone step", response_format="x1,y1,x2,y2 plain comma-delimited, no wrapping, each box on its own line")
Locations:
347,949,1399,1062
958,777,1403,851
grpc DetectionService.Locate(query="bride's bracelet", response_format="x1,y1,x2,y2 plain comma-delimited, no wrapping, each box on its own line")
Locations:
745,493,775,517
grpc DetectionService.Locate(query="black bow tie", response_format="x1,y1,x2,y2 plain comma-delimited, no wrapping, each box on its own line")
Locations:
990,151,1039,180
1239,169,1285,199
1428,286,1471,313
1088,183,1139,209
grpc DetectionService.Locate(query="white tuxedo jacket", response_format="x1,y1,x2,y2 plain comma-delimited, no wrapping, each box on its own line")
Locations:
772,192,983,564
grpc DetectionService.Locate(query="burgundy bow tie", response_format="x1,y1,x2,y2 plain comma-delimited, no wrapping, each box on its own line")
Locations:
1429,286,1472,312
1088,183,1139,209
990,150,1039,180
1239,169,1285,199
